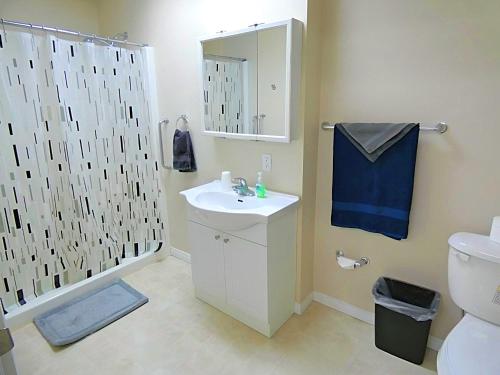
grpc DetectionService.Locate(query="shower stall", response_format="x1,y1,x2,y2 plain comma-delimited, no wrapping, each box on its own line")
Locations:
0,21,168,326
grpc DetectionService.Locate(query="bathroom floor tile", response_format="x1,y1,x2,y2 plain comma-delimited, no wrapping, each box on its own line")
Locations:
12,256,437,374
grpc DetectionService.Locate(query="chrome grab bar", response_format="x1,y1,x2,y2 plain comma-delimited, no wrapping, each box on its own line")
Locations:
158,119,171,170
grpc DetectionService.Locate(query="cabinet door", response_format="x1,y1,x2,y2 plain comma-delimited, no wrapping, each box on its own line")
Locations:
257,26,287,137
223,235,268,320
202,31,258,135
188,221,225,300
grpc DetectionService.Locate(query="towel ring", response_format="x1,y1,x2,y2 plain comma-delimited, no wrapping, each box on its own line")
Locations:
175,114,189,130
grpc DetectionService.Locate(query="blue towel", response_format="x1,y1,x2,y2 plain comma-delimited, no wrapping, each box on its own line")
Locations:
331,126,419,240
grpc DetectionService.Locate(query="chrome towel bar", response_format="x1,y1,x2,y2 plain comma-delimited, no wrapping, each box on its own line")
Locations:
321,122,448,134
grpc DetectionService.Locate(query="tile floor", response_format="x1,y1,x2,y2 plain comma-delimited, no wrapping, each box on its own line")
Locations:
12,256,437,374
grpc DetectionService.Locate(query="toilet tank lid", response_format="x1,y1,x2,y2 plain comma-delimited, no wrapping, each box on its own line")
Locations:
449,232,500,264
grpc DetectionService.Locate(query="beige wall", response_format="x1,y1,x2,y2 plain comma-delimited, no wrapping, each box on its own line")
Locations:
314,0,500,339
0,0,99,33
96,0,316,301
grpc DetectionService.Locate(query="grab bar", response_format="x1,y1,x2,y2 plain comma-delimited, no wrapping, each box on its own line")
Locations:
158,119,171,170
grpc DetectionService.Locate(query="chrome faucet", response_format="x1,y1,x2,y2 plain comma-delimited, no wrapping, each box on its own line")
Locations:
232,177,255,196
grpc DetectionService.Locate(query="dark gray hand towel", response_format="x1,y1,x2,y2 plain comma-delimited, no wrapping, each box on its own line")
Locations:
336,123,419,162
173,129,197,172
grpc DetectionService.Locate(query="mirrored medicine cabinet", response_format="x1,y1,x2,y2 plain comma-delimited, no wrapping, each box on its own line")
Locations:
199,19,302,143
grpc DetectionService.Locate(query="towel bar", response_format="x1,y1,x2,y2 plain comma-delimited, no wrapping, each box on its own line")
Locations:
321,122,448,134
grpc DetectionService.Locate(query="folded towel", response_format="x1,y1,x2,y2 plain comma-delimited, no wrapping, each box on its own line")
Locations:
173,129,197,172
331,125,420,240
336,123,418,162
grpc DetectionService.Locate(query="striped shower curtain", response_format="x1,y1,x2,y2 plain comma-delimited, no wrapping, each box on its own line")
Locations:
0,30,166,312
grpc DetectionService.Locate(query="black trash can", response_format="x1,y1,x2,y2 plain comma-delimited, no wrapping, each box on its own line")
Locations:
372,277,440,365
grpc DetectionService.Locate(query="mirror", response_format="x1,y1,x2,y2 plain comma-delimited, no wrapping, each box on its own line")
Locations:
257,26,287,137
202,31,257,135
200,19,302,143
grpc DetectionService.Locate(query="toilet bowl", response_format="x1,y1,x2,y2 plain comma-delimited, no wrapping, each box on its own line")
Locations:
438,232,500,374
438,314,500,374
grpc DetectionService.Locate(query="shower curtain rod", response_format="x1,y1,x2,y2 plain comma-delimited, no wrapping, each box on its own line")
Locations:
0,18,147,47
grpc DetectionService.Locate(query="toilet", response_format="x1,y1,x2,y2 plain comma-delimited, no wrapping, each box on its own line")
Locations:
438,232,500,374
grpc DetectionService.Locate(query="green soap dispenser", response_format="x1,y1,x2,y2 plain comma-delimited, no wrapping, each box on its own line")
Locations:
256,171,267,198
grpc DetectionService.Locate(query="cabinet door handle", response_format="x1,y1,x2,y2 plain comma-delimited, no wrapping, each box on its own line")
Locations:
214,235,221,240
223,238,230,243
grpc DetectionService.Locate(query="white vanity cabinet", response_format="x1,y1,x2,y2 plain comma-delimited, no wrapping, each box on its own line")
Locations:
186,208,297,337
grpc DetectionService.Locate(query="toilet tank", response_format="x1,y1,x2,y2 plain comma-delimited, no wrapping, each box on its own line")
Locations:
448,232,500,326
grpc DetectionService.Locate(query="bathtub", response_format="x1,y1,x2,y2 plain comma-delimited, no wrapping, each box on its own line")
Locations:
5,250,167,329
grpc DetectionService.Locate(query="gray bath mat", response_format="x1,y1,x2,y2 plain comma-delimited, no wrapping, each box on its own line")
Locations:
33,279,148,346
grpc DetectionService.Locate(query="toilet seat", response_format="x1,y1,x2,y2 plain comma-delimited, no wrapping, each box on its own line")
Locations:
438,314,500,375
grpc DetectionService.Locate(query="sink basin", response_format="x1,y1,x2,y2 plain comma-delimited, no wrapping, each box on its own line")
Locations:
180,180,299,231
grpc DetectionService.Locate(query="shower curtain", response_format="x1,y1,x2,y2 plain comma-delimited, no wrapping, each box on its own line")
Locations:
0,30,166,312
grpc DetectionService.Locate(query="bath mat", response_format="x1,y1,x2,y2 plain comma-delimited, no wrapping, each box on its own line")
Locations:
33,279,148,346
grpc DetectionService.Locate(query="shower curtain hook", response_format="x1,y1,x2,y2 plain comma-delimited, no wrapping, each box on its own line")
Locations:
29,23,36,48
55,27,60,48
1,18,7,42
41,24,47,44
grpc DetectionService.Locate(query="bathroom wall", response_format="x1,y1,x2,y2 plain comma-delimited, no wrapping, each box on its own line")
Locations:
0,0,99,33
96,0,317,302
314,0,500,339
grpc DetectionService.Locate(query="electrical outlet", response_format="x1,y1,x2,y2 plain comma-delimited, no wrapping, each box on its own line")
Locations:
262,154,272,172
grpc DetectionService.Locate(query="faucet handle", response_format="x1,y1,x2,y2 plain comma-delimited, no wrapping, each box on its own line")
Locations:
231,177,247,187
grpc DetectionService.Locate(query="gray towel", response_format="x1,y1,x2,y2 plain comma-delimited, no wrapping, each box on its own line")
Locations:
173,129,197,172
336,123,419,162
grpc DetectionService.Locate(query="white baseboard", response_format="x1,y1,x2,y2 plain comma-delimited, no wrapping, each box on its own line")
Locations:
294,292,313,315
313,291,375,325
165,249,444,351
170,247,191,263
427,335,444,352
312,291,443,351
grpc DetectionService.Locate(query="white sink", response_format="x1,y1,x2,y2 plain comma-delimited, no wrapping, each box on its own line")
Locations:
180,181,299,231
